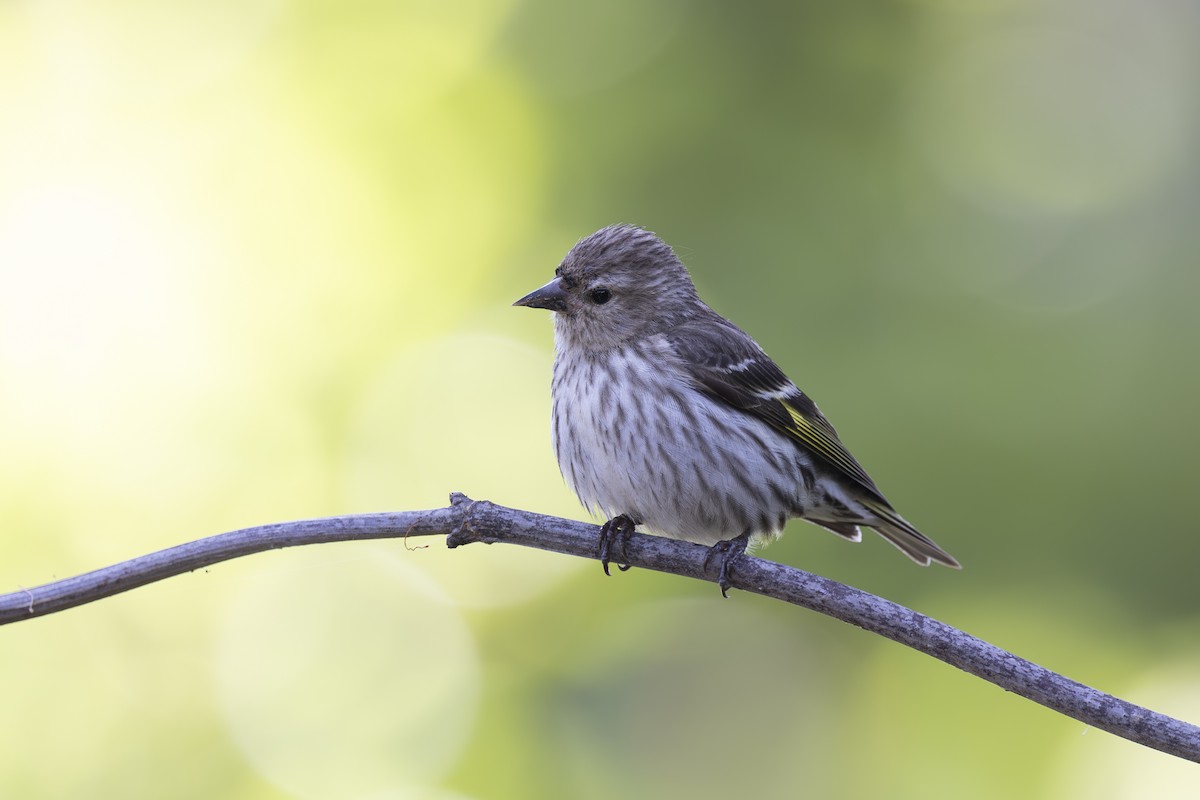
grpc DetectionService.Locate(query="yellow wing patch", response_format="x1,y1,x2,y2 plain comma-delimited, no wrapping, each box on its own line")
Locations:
782,402,876,491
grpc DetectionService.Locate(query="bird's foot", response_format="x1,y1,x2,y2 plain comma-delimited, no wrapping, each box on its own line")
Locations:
704,532,752,598
598,515,637,575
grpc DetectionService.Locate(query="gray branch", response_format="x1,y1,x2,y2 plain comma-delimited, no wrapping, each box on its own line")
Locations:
2,493,1197,763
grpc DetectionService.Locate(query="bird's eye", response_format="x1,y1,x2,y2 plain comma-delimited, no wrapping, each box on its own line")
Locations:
589,287,612,305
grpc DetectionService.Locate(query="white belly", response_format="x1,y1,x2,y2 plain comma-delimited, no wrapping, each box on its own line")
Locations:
550,339,810,545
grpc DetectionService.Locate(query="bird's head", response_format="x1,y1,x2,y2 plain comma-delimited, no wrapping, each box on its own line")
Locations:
513,224,700,351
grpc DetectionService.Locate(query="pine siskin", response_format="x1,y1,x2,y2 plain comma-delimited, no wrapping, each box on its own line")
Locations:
515,224,959,594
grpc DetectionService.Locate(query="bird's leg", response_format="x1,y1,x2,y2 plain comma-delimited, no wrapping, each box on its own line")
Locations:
704,531,753,598
598,514,637,575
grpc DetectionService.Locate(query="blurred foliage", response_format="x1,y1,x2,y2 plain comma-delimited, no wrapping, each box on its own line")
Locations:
3,0,1200,797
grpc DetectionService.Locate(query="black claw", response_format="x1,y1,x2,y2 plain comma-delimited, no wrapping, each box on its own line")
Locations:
598,515,637,575
704,532,752,597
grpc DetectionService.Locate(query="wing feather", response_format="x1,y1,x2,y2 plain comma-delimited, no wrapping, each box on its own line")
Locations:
667,317,883,498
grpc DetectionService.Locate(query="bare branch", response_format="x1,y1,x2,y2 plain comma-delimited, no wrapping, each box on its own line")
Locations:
2,493,1197,763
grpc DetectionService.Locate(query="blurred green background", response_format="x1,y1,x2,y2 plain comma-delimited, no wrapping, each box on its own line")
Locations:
3,0,1199,797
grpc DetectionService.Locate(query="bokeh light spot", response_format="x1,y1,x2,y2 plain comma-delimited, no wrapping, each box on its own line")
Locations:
217,551,480,799
343,331,586,607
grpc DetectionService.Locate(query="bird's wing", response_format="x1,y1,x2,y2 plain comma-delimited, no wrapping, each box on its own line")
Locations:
667,317,883,497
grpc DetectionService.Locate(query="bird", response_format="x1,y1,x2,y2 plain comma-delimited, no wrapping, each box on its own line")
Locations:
514,224,959,595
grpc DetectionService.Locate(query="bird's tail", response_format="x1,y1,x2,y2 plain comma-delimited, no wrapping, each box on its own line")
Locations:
862,500,961,569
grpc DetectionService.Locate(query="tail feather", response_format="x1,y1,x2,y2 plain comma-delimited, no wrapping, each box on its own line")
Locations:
862,502,961,569
814,521,863,542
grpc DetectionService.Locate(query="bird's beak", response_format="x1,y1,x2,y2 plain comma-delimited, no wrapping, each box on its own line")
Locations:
513,276,568,312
